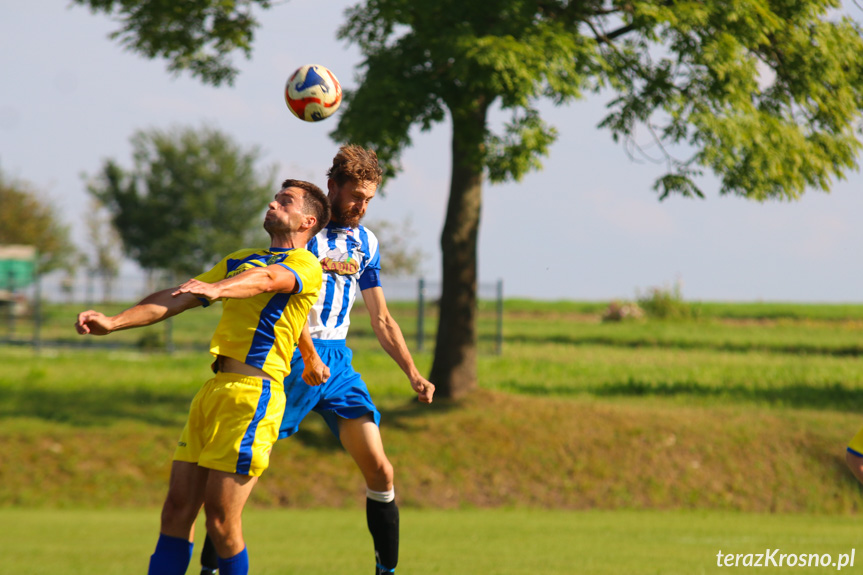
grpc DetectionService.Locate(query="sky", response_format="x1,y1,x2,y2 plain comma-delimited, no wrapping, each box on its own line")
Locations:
2,0,863,303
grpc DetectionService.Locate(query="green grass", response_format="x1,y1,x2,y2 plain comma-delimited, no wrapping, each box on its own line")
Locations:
2,346,863,512
4,508,863,574
480,343,863,410
5,300,863,572
499,316,863,356
3,300,863,513
15,299,863,353
696,301,863,321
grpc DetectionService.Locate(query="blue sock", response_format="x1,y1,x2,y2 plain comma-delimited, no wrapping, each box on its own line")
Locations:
218,547,249,575
147,533,193,575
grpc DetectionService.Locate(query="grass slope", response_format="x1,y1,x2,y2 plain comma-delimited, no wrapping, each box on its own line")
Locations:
2,300,863,513
2,347,862,513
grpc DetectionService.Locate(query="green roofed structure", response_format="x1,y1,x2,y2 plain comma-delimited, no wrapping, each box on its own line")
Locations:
0,245,37,293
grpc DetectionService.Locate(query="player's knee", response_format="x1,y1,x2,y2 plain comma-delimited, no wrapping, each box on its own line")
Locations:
367,458,394,489
160,491,197,530
383,459,394,484
204,511,238,546
205,513,224,537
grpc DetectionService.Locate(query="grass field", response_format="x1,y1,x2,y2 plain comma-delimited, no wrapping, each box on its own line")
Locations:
4,508,862,574
3,299,863,572
11,298,863,353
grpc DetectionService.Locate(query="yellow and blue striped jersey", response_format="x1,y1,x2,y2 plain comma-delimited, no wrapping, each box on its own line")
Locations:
194,247,322,382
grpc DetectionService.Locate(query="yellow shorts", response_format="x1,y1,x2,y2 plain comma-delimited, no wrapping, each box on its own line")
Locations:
174,372,285,477
848,426,863,457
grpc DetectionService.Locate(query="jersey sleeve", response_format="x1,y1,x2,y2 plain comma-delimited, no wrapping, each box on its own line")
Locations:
281,249,323,297
191,253,234,307
358,228,382,291
193,249,266,306
194,256,229,284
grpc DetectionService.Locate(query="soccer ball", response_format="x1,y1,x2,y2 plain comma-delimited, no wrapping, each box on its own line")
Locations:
284,64,342,122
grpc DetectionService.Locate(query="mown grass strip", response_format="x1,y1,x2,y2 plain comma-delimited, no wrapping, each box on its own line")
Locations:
497,318,863,357
480,343,863,410
12,300,863,355
4,508,863,575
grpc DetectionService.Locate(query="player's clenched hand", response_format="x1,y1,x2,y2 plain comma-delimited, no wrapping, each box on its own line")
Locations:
411,376,435,404
302,357,330,386
75,310,113,336
172,279,218,301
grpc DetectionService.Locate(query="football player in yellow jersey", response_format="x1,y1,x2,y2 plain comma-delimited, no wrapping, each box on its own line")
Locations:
75,179,330,575
201,146,434,575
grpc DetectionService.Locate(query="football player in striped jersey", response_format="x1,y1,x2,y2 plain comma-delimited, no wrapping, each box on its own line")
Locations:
200,146,434,575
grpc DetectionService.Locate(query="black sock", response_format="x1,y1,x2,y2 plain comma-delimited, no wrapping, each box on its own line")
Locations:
201,534,219,571
366,498,399,573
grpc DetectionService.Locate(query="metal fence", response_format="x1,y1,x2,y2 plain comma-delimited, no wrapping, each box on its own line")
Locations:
415,277,504,355
2,272,504,355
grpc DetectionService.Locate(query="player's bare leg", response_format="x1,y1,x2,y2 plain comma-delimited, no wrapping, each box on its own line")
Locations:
203,469,258,574
339,415,398,575
339,415,394,491
162,461,209,538
148,461,208,575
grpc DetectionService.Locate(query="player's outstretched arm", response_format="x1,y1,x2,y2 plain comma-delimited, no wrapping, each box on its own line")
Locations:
173,264,299,301
75,288,201,335
362,286,435,404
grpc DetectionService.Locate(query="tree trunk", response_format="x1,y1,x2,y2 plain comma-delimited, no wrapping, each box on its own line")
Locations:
430,102,487,399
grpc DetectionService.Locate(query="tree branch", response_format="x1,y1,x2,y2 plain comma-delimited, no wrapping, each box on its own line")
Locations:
604,23,637,42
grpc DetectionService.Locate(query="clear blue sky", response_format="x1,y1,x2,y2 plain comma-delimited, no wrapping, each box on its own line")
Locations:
2,0,862,302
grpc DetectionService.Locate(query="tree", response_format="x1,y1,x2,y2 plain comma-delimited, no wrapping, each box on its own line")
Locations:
330,0,863,398
76,1,863,398
72,0,273,86
0,167,75,275
85,198,123,302
86,126,276,278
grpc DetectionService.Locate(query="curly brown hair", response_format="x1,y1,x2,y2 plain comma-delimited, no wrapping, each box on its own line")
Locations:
326,145,383,187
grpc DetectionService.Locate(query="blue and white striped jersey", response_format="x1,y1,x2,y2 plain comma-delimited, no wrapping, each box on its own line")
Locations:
305,222,382,340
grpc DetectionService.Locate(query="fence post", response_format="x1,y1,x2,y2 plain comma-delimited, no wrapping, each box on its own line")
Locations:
417,277,425,352
495,278,504,355
165,270,176,354
33,268,42,354
6,270,15,340
165,318,175,354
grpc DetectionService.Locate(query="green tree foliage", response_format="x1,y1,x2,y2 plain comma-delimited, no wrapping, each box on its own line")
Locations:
0,168,74,275
75,1,863,398
71,0,273,86
86,126,276,278
331,0,863,398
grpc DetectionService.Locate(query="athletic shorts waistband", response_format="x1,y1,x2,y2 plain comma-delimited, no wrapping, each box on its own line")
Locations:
311,339,347,348
210,371,283,390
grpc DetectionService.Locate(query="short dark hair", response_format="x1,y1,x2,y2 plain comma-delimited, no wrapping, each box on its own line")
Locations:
281,178,331,236
326,145,383,187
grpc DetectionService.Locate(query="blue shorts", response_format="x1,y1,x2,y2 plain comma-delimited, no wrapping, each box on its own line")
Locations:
278,339,381,440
